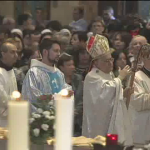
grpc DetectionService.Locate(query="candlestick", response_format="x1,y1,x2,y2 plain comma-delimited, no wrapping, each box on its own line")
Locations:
54,89,74,150
8,91,29,150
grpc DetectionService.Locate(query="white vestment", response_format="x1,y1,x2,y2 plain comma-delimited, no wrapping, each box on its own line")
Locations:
0,67,17,127
82,68,133,146
130,70,150,145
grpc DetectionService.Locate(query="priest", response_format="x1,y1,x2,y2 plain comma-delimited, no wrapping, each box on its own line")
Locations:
0,42,18,127
82,34,133,146
130,44,150,145
22,39,70,111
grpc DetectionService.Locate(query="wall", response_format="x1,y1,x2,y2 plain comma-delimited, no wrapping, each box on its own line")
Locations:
50,1,80,25
138,1,150,20
0,1,99,25
79,1,98,23
0,1,15,18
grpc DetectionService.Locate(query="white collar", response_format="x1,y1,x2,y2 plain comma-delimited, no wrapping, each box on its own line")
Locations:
30,59,57,73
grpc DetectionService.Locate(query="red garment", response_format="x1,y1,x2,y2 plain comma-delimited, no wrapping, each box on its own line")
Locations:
130,29,140,37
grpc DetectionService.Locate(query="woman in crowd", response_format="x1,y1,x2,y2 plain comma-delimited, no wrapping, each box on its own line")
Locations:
71,31,87,49
111,31,132,53
57,53,83,136
112,51,130,77
128,35,147,69
88,16,106,36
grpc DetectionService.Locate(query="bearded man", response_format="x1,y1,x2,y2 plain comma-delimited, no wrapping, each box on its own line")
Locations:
22,39,69,110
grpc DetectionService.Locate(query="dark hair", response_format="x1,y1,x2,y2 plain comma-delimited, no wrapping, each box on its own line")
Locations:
112,51,131,71
22,47,35,60
39,38,60,56
46,20,62,32
112,31,132,52
88,16,106,33
73,47,91,67
72,31,88,42
17,14,31,25
34,25,45,35
107,20,123,33
74,6,84,16
39,32,52,44
11,33,24,49
103,6,114,15
23,29,34,38
0,25,11,35
57,53,73,68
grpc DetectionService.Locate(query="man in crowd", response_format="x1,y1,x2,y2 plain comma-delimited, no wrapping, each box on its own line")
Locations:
102,6,116,26
130,44,150,145
22,38,69,111
34,7,47,28
17,13,35,31
0,42,18,127
69,6,88,31
82,34,133,146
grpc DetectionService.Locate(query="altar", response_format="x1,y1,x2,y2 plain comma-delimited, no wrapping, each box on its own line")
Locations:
0,140,91,150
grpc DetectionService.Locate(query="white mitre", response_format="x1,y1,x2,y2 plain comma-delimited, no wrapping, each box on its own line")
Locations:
86,34,112,60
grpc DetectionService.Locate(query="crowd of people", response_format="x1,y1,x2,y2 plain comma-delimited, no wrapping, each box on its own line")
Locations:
0,5,150,146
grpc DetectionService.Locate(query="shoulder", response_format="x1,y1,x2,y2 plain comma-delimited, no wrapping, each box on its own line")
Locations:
85,69,102,82
73,73,83,81
135,70,146,81
0,67,7,75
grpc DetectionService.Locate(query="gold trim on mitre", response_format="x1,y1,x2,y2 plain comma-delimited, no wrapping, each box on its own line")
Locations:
86,34,110,60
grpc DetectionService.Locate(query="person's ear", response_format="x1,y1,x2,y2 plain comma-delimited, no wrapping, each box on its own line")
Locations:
43,49,48,56
1,51,5,59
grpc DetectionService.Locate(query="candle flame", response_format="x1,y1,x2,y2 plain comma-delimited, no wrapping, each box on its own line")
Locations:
12,91,21,100
60,89,69,96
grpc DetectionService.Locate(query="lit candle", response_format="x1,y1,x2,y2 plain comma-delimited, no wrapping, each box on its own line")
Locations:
54,89,74,150
8,91,29,150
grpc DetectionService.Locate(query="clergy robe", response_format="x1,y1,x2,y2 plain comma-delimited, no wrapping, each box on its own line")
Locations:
130,68,150,145
82,67,133,146
22,59,70,111
0,67,17,127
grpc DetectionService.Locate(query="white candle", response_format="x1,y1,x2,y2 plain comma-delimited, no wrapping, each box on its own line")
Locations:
8,91,29,150
54,89,74,150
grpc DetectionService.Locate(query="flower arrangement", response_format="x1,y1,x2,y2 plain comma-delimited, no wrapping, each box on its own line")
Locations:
29,95,55,144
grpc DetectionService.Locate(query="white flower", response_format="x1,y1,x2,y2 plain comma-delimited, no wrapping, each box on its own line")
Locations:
45,115,55,120
33,128,40,137
45,115,51,120
33,114,41,119
41,124,49,131
49,116,55,120
29,118,35,124
32,112,36,116
37,108,43,113
43,111,50,116
48,100,54,106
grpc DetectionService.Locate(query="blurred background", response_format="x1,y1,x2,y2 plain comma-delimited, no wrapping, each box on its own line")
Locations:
0,1,149,25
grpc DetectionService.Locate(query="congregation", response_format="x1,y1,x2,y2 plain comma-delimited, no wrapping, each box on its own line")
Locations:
0,5,150,147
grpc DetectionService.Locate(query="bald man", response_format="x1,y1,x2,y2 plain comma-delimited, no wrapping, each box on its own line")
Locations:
0,42,18,127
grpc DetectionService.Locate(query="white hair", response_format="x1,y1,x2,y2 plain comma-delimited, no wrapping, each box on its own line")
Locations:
3,17,15,24
129,35,147,49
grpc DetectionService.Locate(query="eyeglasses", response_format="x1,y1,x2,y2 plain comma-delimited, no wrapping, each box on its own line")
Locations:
101,58,114,63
